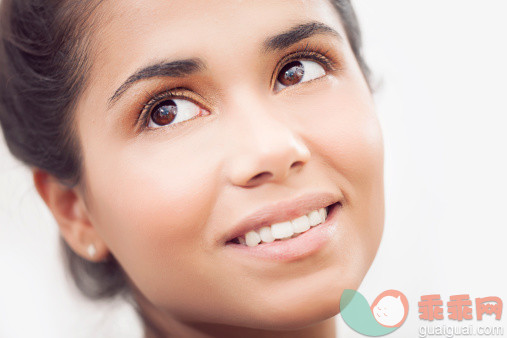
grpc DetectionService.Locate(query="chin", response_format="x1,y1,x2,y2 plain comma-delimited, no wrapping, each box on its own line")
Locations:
244,294,340,331
245,277,356,331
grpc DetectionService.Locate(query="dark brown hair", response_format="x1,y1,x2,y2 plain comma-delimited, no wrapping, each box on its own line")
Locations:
0,0,371,301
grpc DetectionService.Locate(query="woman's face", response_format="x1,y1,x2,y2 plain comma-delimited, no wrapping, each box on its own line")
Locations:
75,0,384,330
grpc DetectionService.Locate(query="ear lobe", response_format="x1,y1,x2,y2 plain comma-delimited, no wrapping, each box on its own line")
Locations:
32,168,110,262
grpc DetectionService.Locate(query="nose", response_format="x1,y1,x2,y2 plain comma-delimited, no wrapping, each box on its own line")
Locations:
223,95,311,188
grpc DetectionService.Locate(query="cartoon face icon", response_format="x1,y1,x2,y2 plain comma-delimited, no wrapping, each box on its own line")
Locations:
371,290,409,327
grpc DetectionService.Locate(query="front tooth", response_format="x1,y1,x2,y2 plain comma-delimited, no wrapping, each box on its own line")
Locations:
291,215,310,233
271,221,294,239
308,210,322,227
245,230,261,247
259,226,275,243
319,207,327,222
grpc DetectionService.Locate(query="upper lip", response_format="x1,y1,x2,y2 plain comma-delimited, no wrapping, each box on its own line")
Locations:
222,192,341,244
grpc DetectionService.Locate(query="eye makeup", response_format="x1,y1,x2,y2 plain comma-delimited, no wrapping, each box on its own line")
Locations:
136,88,211,132
269,41,340,89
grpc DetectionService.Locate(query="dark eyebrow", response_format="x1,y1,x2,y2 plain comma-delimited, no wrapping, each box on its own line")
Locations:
107,58,205,108
262,21,342,53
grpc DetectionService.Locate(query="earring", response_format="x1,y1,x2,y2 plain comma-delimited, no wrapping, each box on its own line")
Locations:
87,244,96,258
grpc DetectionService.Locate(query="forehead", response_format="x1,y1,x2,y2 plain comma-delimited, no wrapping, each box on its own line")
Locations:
94,0,342,49
86,0,346,92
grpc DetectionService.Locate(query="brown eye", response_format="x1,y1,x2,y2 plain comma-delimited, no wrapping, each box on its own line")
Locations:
147,98,205,129
150,100,177,126
274,60,326,92
277,61,304,86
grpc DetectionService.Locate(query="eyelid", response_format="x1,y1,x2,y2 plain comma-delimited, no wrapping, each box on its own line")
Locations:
137,88,210,131
270,43,339,89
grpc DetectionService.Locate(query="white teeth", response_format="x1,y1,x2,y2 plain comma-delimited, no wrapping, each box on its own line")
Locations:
319,207,327,221
307,210,322,227
271,221,294,239
233,206,330,247
245,230,261,247
259,226,275,243
291,215,310,233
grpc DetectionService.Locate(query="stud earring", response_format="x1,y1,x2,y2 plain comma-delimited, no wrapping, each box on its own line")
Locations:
87,244,96,258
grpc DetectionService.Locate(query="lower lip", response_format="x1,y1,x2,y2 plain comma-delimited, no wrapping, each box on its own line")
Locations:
223,203,340,261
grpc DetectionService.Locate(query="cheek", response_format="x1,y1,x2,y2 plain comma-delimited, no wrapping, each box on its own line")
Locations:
82,137,220,298
286,75,384,182
295,77,385,260
302,77,384,179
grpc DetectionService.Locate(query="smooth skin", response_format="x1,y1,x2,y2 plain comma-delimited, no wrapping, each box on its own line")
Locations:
33,0,384,337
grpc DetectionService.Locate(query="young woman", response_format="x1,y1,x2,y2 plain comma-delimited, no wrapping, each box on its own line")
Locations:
0,0,384,336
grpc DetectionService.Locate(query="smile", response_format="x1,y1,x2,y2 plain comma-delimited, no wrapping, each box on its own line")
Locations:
231,206,330,247
223,201,341,261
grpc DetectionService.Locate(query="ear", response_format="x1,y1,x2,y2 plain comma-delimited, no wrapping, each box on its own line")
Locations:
32,168,110,262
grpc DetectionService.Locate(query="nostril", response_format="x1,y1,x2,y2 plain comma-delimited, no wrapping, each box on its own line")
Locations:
246,161,304,186
247,172,273,186
290,161,304,170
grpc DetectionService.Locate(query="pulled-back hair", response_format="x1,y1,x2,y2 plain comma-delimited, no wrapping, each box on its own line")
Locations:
0,0,371,301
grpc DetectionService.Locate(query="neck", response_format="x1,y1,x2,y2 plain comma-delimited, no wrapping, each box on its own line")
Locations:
142,315,337,338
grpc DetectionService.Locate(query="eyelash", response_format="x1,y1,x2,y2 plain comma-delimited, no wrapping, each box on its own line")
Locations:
270,42,338,87
137,88,202,132
137,43,339,131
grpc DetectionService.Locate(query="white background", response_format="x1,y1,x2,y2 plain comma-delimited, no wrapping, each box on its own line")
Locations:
1,1,506,337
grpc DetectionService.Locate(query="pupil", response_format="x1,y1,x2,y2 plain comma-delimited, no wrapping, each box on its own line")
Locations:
152,100,177,125
278,61,304,86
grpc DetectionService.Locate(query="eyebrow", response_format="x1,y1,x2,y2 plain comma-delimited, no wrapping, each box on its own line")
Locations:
107,59,204,108
107,21,341,108
262,21,341,53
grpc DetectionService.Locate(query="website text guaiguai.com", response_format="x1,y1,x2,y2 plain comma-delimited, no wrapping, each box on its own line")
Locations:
419,325,504,337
